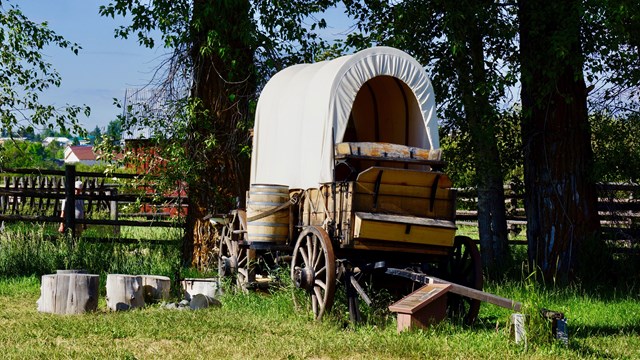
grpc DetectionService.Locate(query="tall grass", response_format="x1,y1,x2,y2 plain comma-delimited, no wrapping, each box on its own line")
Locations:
0,223,182,279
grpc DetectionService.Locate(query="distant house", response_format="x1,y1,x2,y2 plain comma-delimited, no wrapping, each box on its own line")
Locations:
64,145,97,166
121,88,167,174
0,137,26,144
42,137,72,147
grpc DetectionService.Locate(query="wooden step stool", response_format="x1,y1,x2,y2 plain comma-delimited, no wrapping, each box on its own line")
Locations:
388,283,451,332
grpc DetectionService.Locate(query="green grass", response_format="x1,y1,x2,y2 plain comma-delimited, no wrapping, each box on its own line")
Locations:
0,223,182,281
0,224,638,358
0,276,638,359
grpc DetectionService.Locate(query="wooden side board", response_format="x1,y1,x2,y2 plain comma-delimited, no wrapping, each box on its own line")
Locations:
356,167,452,187
353,212,456,248
354,167,456,219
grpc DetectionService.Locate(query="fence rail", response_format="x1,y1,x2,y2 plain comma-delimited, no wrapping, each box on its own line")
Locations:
456,183,640,249
1,166,638,249
0,165,186,241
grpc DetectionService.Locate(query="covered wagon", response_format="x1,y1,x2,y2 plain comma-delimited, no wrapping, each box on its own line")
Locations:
216,46,482,323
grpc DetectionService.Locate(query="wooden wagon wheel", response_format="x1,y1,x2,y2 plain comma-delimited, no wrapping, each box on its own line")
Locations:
291,226,336,321
441,235,483,325
217,213,251,292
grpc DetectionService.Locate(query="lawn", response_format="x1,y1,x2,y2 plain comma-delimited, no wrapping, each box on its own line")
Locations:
0,224,638,359
0,275,638,359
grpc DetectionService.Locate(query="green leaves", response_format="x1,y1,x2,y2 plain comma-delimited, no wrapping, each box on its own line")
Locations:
0,1,88,138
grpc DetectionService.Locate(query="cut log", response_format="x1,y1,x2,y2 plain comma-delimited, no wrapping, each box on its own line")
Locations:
105,274,144,311
37,273,99,314
181,278,218,301
511,313,527,344
56,269,87,274
189,294,222,310
140,275,171,303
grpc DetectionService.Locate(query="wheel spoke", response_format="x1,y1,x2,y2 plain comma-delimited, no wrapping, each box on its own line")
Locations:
238,268,247,278
299,245,310,267
311,292,318,315
313,287,325,309
315,265,326,278
237,256,247,267
312,246,323,270
307,234,315,266
223,237,233,254
314,279,326,290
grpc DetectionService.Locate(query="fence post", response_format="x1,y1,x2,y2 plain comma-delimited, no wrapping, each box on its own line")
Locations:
64,164,76,238
110,187,120,236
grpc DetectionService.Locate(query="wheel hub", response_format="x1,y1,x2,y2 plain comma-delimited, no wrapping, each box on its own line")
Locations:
220,255,238,277
293,266,315,292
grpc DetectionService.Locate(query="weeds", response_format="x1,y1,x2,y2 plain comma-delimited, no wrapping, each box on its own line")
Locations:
0,223,182,282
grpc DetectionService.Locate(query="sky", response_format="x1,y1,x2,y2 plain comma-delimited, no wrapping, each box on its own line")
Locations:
15,1,353,134
18,0,165,132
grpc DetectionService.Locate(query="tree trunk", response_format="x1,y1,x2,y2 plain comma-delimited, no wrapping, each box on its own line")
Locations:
445,2,509,273
519,0,600,283
182,0,255,266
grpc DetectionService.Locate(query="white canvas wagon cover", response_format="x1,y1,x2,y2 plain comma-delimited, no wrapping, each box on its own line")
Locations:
251,46,440,190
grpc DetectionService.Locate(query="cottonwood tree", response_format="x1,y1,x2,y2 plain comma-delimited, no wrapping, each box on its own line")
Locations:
343,0,517,273
519,0,601,283
520,0,640,282
0,1,89,140
100,0,337,266
343,0,640,282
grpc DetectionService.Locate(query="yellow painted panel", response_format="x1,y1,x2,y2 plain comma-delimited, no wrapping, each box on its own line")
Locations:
356,167,453,188
356,182,454,199
353,194,455,219
353,216,456,247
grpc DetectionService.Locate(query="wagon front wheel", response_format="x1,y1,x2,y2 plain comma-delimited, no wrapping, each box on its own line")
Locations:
217,216,250,292
291,226,336,321
442,235,483,325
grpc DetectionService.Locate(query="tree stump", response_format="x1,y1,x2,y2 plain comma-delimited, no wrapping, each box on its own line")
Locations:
37,273,99,314
181,278,218,301
56,269,87,274
190,294,222,310
105,274,145,311
140,275,171,303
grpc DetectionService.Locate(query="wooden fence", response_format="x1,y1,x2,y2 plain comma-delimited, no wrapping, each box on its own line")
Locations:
2,165,638,249
0,165,186,243
455,183,640,248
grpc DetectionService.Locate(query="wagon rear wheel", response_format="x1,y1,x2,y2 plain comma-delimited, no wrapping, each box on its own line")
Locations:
291,226,336,321
442,235,483,325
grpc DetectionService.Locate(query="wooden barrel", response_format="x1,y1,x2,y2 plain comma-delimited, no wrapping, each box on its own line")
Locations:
247,184,290,244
